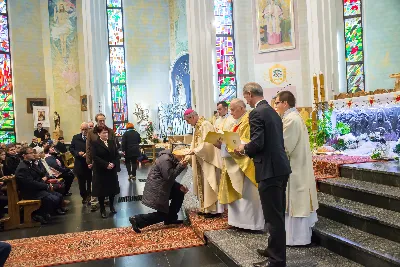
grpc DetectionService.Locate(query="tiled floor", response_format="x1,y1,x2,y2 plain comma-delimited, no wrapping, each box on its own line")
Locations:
0,164,227,267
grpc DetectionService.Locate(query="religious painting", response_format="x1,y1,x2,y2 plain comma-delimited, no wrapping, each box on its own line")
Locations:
256,0,296,53
80,95,87,111
26,98,47,114
33,106,50,128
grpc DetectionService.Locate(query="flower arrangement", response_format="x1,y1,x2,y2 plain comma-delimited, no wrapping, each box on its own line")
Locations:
371,137,389,159
144,121,159,143
393,139,400,161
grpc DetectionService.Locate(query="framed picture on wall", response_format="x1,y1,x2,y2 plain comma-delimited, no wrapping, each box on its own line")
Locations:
26,98,47,114
256,0,296,53
80,95,88,111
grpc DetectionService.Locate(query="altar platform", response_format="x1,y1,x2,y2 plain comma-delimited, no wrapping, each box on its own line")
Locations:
181,160,400,267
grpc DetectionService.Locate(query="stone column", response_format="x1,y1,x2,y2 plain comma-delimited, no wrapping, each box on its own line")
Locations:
186,0,216,119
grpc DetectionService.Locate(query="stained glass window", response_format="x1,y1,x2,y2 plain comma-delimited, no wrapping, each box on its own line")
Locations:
214,0,237,102
343,0,365,93
0,1,15,144
106,0,128,136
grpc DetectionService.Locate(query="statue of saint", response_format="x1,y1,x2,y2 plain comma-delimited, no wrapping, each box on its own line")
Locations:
372,109,393,134
54,111,61,130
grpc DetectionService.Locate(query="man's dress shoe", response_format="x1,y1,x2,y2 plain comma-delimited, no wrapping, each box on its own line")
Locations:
257,249,270,258
129,217,141,233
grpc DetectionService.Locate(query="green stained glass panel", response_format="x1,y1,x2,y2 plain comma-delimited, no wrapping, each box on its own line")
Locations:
109,47,126,83
107,9,123,46
0,131,15,144
345,17,363,62
218,76,236,102
344,0,361,16
347,64,364,92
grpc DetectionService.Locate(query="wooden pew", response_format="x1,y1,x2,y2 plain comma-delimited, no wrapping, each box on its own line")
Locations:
0,176,41,230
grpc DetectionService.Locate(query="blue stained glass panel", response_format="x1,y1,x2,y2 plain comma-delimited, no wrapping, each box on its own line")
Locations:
0,131,15,144
0,15,9,52
107,0,121,8
0,0,6,14
214,0,233,35
107,9,124,45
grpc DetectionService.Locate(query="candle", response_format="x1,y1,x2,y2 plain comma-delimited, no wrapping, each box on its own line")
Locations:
319,72,325,101
312,110,318,131
313,74,319,102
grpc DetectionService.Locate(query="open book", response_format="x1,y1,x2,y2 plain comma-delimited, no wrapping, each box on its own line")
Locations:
204,131,241,150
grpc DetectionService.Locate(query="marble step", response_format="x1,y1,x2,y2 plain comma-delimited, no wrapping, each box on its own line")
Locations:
205,228,361,267
340,162,400,187
313,216,400,267
318,192,400,243
318,177,400,212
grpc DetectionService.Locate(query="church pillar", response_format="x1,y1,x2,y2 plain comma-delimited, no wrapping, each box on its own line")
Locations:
305,0,340,102
80,0,110,125
186,0,216,119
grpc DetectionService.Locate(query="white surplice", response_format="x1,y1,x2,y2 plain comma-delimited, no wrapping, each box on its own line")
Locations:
282,108,319,246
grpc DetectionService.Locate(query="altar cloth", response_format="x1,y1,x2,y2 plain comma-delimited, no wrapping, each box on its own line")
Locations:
313,155,376,180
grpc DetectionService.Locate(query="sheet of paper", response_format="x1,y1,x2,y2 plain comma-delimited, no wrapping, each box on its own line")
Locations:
204,132,224,144
223,131,241,150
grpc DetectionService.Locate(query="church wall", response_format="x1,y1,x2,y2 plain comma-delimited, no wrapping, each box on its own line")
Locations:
233,0,311,106
124,0,171,127
363,0,400,91
8,0,48,143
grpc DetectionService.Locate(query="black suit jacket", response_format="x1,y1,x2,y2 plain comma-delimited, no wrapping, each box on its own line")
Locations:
244,100,291,182
121,130,141,158
70,134,91,176
15,161,50,200
34,128,48,140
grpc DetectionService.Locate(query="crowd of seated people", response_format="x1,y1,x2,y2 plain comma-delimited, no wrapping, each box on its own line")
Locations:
0,136,73,225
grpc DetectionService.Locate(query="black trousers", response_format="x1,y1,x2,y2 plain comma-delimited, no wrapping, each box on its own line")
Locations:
0,242,11,266
258,175,289,267
35,192,62,217
99,195,115,211
135,182,184,228
0,196,7,217
61,171,74,194
77,173,92,199
125,157,137,176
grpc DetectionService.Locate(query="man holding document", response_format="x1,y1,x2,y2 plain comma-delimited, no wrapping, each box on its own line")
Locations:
184,109,224,218
212,99,264,231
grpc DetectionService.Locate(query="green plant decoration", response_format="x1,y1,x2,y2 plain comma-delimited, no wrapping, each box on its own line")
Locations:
336,122,351,135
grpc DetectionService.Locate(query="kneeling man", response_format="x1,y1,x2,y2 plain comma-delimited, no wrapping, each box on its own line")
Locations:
129,149,188,233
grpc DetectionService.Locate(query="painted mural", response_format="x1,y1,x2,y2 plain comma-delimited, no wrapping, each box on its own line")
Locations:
48,0,81,135
169,0,188,62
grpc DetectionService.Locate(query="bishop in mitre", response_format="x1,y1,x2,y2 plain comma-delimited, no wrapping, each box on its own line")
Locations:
184,109,224,218
217,99,264,230
275,91,318,246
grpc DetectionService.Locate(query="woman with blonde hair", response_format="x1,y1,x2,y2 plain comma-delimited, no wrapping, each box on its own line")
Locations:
121,122,141,180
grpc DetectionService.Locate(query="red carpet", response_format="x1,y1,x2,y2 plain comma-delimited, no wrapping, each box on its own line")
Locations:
313,155,375,180
187,210,231,241
5,224,204,267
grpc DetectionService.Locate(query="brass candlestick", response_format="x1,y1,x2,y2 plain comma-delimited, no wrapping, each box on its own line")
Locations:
312,74,319,147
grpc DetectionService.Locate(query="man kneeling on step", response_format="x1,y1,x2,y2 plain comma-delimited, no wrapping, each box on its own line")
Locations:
129,148,189,233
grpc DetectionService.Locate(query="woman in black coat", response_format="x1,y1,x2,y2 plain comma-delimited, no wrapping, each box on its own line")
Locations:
121,122,141,180
91,125,120,218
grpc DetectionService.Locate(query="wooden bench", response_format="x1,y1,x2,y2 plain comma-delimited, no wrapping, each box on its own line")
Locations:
61,152,74,170
0,176,41,230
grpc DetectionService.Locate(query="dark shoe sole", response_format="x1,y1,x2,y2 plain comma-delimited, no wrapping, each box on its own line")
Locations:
129,217,141,233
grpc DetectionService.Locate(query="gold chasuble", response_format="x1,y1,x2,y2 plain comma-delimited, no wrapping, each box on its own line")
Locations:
218,112,257,204
190,117,223,213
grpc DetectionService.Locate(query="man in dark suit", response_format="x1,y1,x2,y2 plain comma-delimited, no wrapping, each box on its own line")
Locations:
15,147,65,224
70,123,92,204
34,123,48,141
235,82,291,267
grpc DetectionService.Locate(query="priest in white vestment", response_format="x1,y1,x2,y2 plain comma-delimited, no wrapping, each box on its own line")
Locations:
184,109,225,218
214,101,235,133
275,91,319,246
217,99,264,230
